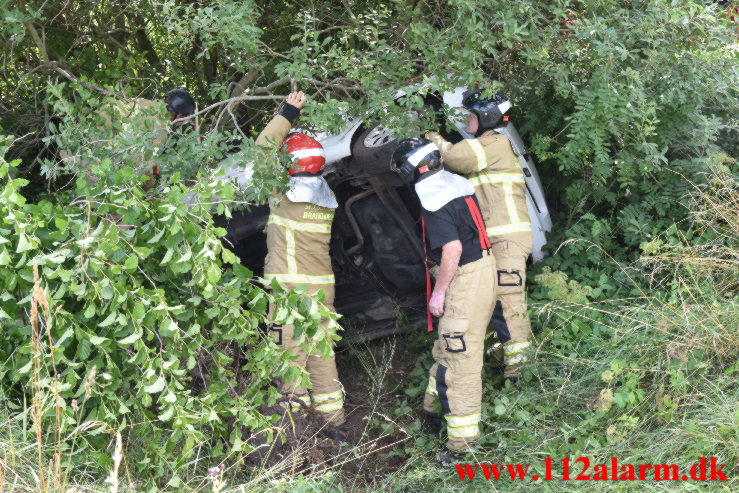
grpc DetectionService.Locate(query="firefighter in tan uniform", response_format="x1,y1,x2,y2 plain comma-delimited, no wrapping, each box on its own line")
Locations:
426,89,532,382
258,92,345,433
390,138,496,462
58,88,195,189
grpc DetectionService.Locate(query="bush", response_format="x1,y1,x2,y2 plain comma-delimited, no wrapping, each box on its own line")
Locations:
0,135,339,486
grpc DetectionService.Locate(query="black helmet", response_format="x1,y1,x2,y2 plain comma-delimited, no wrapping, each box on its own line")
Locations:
390,138,442,184
165,88,196,119
462,88,511,132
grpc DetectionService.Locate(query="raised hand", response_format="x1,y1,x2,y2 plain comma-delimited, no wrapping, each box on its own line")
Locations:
286,91,307,110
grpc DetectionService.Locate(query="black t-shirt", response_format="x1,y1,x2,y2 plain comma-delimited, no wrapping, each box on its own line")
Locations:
422,195,484,267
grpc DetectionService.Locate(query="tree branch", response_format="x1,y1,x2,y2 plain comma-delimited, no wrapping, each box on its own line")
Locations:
172,77,293,125
46,61,117,97
20,1,118,98
216,67,261,131
20,0,50,64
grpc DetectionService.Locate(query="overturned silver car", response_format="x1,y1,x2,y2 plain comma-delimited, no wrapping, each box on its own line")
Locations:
216,87,551,341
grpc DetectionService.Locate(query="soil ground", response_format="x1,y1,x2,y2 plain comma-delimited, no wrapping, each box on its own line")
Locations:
279,332,427,481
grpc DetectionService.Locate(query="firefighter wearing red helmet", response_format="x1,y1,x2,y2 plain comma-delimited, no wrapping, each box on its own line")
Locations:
258,91,345,436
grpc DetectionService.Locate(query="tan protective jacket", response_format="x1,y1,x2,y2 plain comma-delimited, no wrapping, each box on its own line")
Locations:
59,98,169,188
427,131,532,249
260,115,336,304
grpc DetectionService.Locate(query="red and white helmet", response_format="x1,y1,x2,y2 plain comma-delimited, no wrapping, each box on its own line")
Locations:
283,133,326,176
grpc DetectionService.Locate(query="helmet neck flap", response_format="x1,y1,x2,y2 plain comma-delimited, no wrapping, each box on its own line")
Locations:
390,138,442,185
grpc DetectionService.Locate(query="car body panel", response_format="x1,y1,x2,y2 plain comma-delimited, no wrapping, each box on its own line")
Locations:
314,118,363,165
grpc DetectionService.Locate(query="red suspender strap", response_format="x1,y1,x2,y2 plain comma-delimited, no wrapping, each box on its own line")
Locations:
421,217,434,332
464,196,491,250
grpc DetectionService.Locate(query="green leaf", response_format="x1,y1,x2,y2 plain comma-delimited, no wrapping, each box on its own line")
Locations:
159,319,178,337
98,311,117,327
144,376,165,394
131,302,146,321
15,233,33,253
89,335,108,345
0,248,10,266
222,248,236,264
123,255,139,271
147,228,165,244
118,332,141,345
206,265,221,284
158,406,175,422
160,248,173,265
176,248,191,263
84,303,96,319
17,360,32,375
56,328,73,346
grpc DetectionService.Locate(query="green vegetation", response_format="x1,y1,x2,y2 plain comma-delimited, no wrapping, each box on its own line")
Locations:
0,0,736,491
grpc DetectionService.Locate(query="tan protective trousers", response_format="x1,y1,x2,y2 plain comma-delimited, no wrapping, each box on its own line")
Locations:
489,239,532,378
269,284,345,426
423,253,496,452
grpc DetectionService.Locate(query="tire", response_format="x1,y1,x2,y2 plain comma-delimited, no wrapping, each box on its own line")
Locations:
351,122,400,174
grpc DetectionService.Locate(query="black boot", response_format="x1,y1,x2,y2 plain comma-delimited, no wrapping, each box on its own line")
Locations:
436,449,468,466
322,422,348,444
421,410,442,435
504,376,519,387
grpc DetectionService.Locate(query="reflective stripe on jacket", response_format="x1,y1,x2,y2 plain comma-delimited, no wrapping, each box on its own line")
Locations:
264,198,335,290
427,131,532,249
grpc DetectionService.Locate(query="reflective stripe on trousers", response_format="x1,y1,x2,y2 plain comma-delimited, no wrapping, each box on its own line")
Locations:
312,389,344,413
487,222,531,236
279,394,312,413
446,413,481,438
426,375,438,396
504,341,531,365
467,172,525,186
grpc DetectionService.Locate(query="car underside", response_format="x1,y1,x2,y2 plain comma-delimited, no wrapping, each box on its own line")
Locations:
214,90,551,342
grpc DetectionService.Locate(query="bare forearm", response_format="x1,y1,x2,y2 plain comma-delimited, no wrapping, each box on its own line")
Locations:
434,240,462,295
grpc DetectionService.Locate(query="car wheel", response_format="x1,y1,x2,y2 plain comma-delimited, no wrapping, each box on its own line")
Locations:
351,122,399,173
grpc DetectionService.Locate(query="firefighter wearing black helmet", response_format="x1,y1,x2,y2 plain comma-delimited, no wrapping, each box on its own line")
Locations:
391,138,496,459
57,88,196,189
141,88,197,186
426,88,532,383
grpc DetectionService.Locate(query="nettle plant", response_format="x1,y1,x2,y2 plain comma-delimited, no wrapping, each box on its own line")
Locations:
0,134,339,479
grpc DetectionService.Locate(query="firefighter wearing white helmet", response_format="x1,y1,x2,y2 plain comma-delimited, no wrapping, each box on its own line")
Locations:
426,89,532,383
259,91,345,436
391,138,496,459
